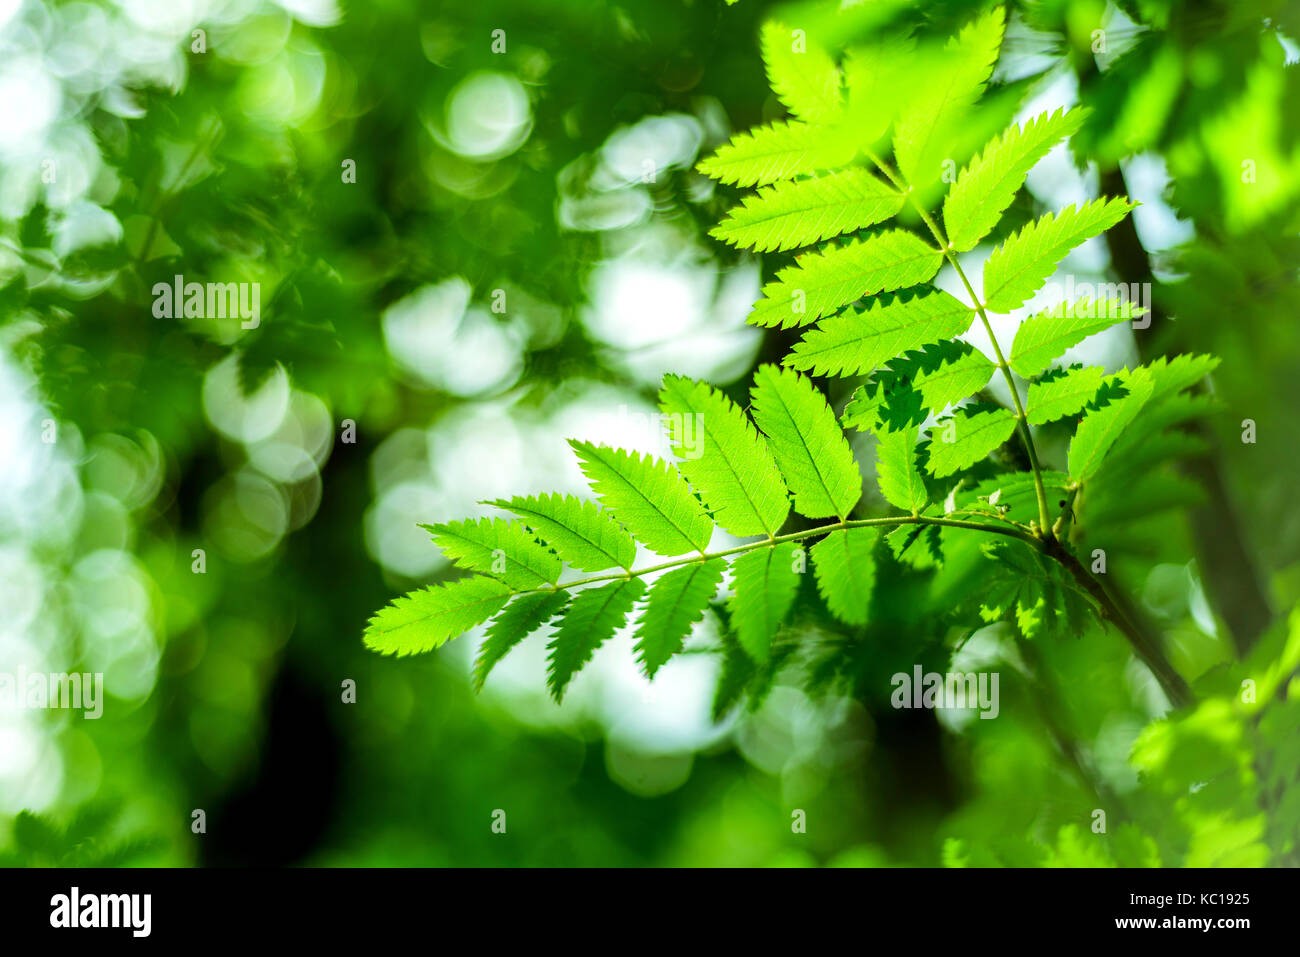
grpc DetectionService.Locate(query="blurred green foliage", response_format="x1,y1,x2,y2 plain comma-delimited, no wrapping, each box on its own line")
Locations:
0,0,1296,867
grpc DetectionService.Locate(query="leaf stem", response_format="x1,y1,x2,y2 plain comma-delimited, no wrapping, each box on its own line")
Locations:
1042,536,1194,709
512,505,1193,709
492,152,1194,711
519,512,1036,599
865,152,1054,537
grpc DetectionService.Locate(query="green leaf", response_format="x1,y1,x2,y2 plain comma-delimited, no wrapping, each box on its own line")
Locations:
888,522,945,569
659,375,790,537
1025,366,1106,424
1144,353,1221,400
911,344,995,411
492,493,636,572
942,107,1087,251
893,6,1004,190
838,344,978,434
422,517,561,589
748,230,943,329
1068,368,1155,480
750,364,861,519
786,288,974,375
709,169,903,253
838,39,914,146
980,541,1096,639
635,560,725,678
1097,355,1220,470
979,544,1050,637
1084,471,1204,527
963,470,1071,525
12,811,64,859
811,528,877,625
1114,391,1217,456
1008,298,1145,378
925,408,1018,478
942,838,971,869
982,198,1137,312
843,379,926,435
728,543,800,662
365,576,512,656
875,424,928,513
547,578,646,701
1097,431,1207,485
761,21,841,124
712,631,757,720
569,441,713,557
697,119,852,187
474,590,569,690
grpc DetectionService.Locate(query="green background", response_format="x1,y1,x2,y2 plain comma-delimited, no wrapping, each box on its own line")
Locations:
0,0,1297,867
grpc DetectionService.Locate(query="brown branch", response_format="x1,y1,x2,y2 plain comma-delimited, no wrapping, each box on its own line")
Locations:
1044,536,1194,710
1097,164,1274,656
